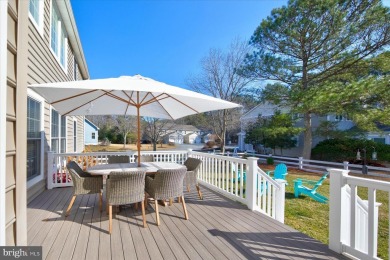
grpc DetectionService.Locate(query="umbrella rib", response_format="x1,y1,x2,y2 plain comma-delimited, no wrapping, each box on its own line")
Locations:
62,91,112,115
122,90,137,106
52,89,99,104
140,92,153,105
142,93,199,114
103,91,136,105
122,91,132,115
141,93,169,106
166,94,199,113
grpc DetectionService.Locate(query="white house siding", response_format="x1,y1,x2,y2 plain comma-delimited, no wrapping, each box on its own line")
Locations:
1,0,88,246
26,1,88,202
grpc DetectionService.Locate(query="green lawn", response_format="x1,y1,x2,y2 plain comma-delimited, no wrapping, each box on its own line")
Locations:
279,168,389,259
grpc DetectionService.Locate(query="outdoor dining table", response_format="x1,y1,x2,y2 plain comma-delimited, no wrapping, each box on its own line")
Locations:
86,162,185,176
87,162,186,207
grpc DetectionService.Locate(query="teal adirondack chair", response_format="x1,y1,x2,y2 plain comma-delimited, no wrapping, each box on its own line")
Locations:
231,164,246,183
293,172,329,203
266,163,288,185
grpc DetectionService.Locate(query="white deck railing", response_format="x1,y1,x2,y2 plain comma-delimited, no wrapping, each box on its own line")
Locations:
190,151,286,222
47,150,285,222
46,150,189,189
328,168,390,260
46,150,390,257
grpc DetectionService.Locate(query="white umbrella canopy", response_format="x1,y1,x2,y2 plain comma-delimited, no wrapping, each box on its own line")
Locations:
29,74,240,166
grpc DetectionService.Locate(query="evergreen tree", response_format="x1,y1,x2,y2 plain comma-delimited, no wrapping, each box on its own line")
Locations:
241,0,390,159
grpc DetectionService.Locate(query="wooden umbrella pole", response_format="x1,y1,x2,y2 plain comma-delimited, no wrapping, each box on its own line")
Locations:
137,92,141,167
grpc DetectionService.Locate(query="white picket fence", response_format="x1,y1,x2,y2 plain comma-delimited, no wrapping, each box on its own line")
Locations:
233,153,390,178
329,168,390,260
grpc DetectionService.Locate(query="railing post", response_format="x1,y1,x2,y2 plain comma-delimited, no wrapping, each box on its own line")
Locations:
275,179,286,223
187,148,193,158
246,157,258,211
328,168,349,254
47,151,54,189
298,157,303,170
343,161,349,170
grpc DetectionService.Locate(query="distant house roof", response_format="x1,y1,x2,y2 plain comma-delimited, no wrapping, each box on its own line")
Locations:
241,102,289,121
85,118,99,131
184,132,199,137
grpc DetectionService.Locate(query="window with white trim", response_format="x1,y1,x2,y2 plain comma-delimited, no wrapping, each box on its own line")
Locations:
73,120,77,152
29,0,44,34
50,1,67,69
27,97,42,180
51,109,66,153
61,116,66,153
92,132,96,139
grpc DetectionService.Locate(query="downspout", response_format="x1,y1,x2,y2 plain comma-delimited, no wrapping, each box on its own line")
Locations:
0,0,8,246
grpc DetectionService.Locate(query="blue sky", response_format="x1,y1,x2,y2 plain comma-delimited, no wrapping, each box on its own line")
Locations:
71,0,390,88
70,0,287,88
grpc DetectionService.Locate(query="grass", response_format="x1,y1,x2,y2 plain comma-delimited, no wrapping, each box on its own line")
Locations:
262,165,390,259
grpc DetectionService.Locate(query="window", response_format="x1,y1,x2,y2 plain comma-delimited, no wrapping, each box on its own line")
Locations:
51,109,59,152
50,2,67,69
29,0,43,33
51,109,66,153
27,97,42,180
73,120,77,152
92,132,96,139
61,116,66,153
334,114,351,122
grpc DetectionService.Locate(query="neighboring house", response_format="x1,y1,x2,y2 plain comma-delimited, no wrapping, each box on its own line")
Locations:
162,132,184,144
360,123,390,145
161,124,202,135
160,124,204,144
0,0,89,246
184,132,201,144
84,118,99,145
238,102,388,154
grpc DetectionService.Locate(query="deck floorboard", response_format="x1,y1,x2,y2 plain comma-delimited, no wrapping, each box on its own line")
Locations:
28,186,348,260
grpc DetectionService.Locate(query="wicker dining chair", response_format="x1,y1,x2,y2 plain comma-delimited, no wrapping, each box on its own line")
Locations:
107,155,130,164
134,155,154,163
183,157,203,199
65,161,103,217
106,170,147,234
145,167,188,226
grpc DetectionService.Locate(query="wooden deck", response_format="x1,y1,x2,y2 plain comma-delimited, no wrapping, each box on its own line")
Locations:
28,186,347,260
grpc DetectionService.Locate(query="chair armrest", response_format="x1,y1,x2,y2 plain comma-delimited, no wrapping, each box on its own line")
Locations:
73,176,103,195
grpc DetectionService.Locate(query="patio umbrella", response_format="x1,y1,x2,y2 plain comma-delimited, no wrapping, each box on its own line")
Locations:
29,74,240,166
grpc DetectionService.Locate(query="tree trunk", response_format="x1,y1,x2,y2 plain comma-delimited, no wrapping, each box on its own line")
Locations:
153,142,157,151
302,113,312,159
123,134,127,148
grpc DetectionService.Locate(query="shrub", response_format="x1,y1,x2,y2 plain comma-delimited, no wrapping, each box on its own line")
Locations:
312,138,390,163
205,141,216,148
267,156,274,165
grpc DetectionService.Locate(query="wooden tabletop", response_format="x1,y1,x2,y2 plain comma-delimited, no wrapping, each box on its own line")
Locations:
86,162,185,175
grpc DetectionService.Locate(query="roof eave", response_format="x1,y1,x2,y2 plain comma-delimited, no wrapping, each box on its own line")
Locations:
57,0,89,79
